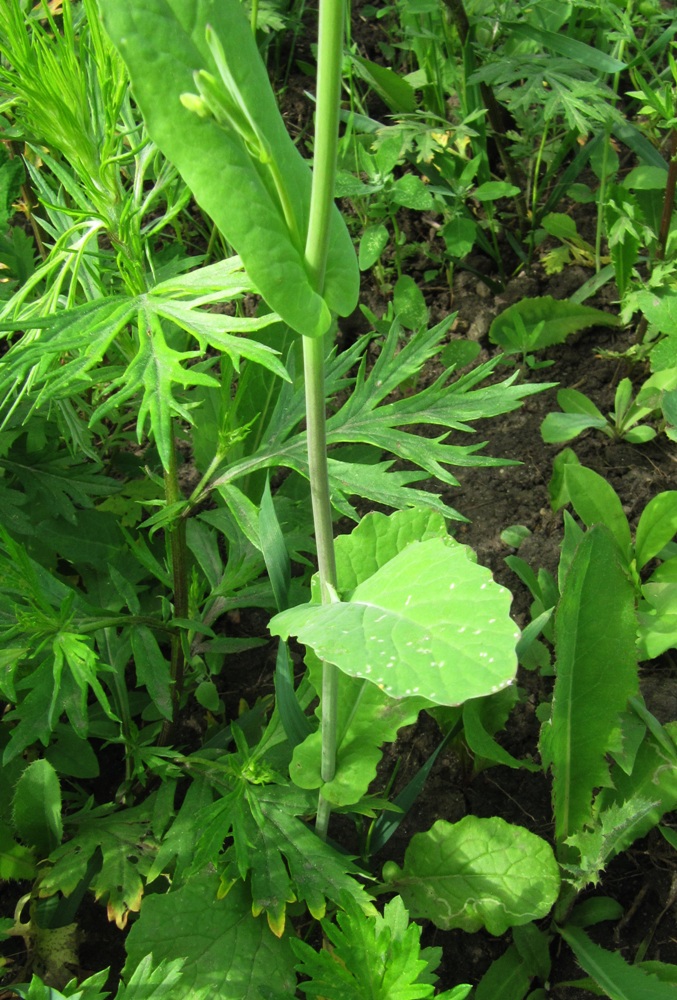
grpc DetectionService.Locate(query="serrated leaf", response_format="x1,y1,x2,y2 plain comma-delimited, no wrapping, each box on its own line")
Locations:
123,874,297,997
490,296,618,350
212,320,551,520
12,758,63,857
292,896,454,1000
560,925,677,1000
0,820,36,881
271,537,518,707
596,722,677,839
563,797,660,891
383,816,560,935
3,448,119,526
241,783,374,927
40,803,158,930
116,955,211,1000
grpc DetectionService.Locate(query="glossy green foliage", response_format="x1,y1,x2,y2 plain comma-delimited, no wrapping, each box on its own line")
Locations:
123,874,297,999
382,816,560,936
147,760,374,934
11,759,62,857
102,0,359,338
543,526,638,843
271,526,518,707
292,896,472,1000
489,296,619,354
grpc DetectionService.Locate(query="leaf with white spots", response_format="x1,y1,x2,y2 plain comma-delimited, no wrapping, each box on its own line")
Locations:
271,537,518,706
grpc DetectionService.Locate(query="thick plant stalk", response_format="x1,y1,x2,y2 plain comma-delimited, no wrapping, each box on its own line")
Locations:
302,0,344,840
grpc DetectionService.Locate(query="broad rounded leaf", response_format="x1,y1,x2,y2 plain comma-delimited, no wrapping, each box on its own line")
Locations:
124,874,297,998
382,816,560,935
272,537,518,706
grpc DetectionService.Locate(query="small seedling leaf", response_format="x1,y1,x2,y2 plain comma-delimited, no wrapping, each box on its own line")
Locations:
359,223,389,270
541,412,607,443
393,274,429,330
490,296,619,351
635,491,677,571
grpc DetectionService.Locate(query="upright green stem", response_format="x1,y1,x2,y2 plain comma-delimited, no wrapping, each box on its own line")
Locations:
159,429,189,745
302,0,344,840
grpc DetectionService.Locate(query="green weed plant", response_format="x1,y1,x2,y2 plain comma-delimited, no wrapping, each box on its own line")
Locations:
1,1,676,998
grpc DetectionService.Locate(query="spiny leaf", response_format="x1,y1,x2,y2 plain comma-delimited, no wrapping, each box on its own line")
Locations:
560,925,677,1000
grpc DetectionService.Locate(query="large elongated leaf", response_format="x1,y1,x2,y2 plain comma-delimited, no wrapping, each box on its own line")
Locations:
272,535,518,706
382,816,560,935
102,0,359,338
544,526,638,844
